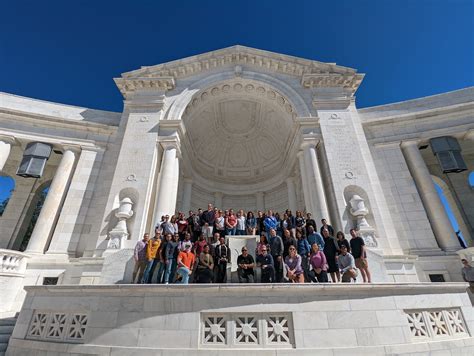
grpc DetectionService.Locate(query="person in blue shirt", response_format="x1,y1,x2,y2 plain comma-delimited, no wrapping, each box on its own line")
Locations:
296,230,311,282
264,210,278,240
307,225,325,250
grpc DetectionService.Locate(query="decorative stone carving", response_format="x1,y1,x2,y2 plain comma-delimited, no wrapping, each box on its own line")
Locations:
349,195,370,227
27,310,89,343
405,309,468,340
107,198,134,249
114,77,176,98
202,315,227,344
201,313,293,348
349,195,378,247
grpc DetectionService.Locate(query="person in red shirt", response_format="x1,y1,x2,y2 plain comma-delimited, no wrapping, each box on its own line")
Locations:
176,242,195,284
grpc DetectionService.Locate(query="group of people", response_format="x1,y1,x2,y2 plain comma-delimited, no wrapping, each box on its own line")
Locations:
132,203,372,284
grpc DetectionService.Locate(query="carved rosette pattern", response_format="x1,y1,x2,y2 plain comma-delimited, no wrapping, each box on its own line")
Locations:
266,315,291,344
405,309,469,340
235,316,258,344
201,313,293,348
27,310,89,343
202,315,227,344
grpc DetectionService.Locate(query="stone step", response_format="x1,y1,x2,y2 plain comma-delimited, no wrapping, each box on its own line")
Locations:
0,325,14,334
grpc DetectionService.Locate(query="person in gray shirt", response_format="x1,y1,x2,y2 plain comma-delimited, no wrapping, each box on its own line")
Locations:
338,244,358,283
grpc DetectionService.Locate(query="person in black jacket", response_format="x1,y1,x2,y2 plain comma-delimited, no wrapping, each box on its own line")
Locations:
269,228,284,282
322,227,340,283
214,236,229,283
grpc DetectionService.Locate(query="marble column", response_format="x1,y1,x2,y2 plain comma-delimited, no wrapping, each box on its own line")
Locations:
181,179,193,214
286,177,297,213
154,144,179,221
401,140,460,251
256,192,265,212
297,151,313,214
214,191,223,210
26,147,78,254
0,136,15,172
304,143,330,220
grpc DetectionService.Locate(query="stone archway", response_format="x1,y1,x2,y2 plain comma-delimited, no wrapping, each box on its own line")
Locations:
176,77,308,212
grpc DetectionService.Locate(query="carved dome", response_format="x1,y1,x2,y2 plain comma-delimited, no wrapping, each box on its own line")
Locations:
183,80,296,185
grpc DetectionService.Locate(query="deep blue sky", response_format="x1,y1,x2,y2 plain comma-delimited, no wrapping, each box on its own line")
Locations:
1,0,473,112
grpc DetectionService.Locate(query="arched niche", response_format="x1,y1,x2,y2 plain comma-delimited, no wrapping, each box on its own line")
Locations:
107,187,140,241
342,185,377,234
432,175,472,247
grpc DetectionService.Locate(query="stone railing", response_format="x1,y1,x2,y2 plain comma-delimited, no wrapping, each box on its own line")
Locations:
0,249,29,277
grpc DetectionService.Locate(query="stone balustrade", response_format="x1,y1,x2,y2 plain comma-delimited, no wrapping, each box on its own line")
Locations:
0,249,29,277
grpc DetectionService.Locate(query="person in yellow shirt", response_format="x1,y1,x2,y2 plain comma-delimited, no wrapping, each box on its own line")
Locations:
142,232,161,283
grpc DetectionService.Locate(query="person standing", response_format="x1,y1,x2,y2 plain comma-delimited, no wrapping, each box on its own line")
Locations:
320,219,335,237
214,236,230,283
257,246,275,282
322,228,340,283
237,246,255,283
176,242,196,284
338,244,358,283
142,232,161,283
336,231,351,252
307,226,324,250
349,228,372,283
236,212,246,235
269,228,284,282
132,233,149,283
296,230,311,282
156,233,170,283
215,210,225,238
246,211,257,235
164,233,179,284
461,258,474,294
256,210,266,236
191,210,202,242
177,212,188,241
305,213,317,236
282,228,297,259
264,210,278,240
201,203,215,239
308,243,328,283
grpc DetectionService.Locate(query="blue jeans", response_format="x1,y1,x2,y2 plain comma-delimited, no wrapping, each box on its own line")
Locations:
177,267,191,284
156,261,166,283
236,229,245,235
164,259,177,283
225,227,236,236
141,260,155,283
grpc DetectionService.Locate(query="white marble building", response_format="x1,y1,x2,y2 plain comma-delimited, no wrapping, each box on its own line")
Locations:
1,46,474,354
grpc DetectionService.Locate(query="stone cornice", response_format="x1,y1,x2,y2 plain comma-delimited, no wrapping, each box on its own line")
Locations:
114,77,176,99
120,45,360,83
301,73,364,94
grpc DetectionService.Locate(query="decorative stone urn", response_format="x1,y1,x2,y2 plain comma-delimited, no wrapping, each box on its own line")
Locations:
349,194,378,248
349,194,370,228
107,198,134,249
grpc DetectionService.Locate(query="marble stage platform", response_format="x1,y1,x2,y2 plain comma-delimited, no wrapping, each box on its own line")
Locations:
6,283,474,355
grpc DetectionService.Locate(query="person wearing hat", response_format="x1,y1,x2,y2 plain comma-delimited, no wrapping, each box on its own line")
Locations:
338,244,358,283
176,241,196,284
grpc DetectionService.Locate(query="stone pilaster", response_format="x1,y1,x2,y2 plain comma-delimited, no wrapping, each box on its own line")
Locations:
286,178,297,213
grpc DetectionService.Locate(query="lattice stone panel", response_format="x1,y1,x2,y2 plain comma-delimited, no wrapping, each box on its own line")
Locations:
405,308,469,340
201,313,293,348
27,310,89,343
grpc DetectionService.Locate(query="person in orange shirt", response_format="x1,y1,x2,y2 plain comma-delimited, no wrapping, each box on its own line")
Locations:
176,242,196,284
142,232,161,283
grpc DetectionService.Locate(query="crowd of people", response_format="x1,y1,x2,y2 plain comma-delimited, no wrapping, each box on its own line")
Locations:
132,203,372,285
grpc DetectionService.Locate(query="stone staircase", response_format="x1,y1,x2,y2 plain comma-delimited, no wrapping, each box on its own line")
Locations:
0,316,17,356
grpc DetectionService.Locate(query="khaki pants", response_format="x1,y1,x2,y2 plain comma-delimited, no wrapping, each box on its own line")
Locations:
132,261,147,283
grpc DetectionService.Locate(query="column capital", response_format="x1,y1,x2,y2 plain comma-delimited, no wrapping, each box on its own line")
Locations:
285,177,295,184
0,135,17,145
256,191,264,197
158,134,181,155
400,139,421,149
183,178,193,185
300,136,320,150
214,191,223,198
60,144,82,154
